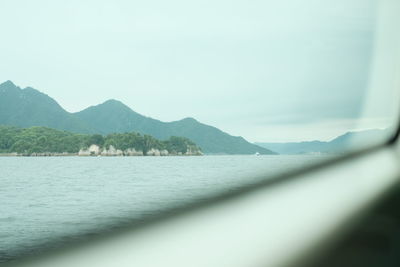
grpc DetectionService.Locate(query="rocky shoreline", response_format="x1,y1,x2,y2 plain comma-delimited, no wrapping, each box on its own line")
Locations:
0,144,203,157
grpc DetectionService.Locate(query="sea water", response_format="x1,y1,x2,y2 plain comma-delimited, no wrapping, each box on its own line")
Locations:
0,155,330,262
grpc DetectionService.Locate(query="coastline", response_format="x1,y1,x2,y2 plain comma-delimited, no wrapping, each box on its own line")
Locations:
0,153,202,157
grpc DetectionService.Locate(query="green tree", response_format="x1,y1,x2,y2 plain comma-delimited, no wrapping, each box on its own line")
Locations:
88,134,104,146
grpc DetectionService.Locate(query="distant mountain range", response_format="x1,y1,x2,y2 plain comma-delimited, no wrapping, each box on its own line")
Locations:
0,80,275,155
256,129,389,154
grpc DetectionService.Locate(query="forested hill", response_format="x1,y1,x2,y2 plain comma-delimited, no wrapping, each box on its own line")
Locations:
0,81,275,155
0,125,202,156
74,100,274,154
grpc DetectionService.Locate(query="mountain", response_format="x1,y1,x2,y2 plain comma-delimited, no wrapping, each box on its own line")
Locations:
255,141,327,155
256,129,388,154
74,100,272,154
0,81,275,155
0,81,90,133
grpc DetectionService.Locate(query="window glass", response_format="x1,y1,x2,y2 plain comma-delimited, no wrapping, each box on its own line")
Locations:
0,0,399,262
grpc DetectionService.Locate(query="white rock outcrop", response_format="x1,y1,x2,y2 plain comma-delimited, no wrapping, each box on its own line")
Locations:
76,144,201,157
146,148,161,156
124,148,143,156
78,144,101,156
185,146,203,155
100,145,121,156
99,146,143,156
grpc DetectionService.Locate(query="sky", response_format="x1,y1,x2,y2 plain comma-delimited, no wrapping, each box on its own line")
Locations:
0,0,398,142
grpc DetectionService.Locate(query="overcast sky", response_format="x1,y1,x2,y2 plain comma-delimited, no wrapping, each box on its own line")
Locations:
0,0,396,142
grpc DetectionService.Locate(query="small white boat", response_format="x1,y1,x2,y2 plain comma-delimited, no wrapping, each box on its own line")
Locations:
255,152,260,156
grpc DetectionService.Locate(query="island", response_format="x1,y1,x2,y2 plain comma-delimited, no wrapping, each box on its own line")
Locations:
0,80,276,155
0,126,203,157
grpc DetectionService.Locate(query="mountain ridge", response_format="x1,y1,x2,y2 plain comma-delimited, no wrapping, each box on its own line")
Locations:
0,81,91,133
0,81,275,155
256,129,388,154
